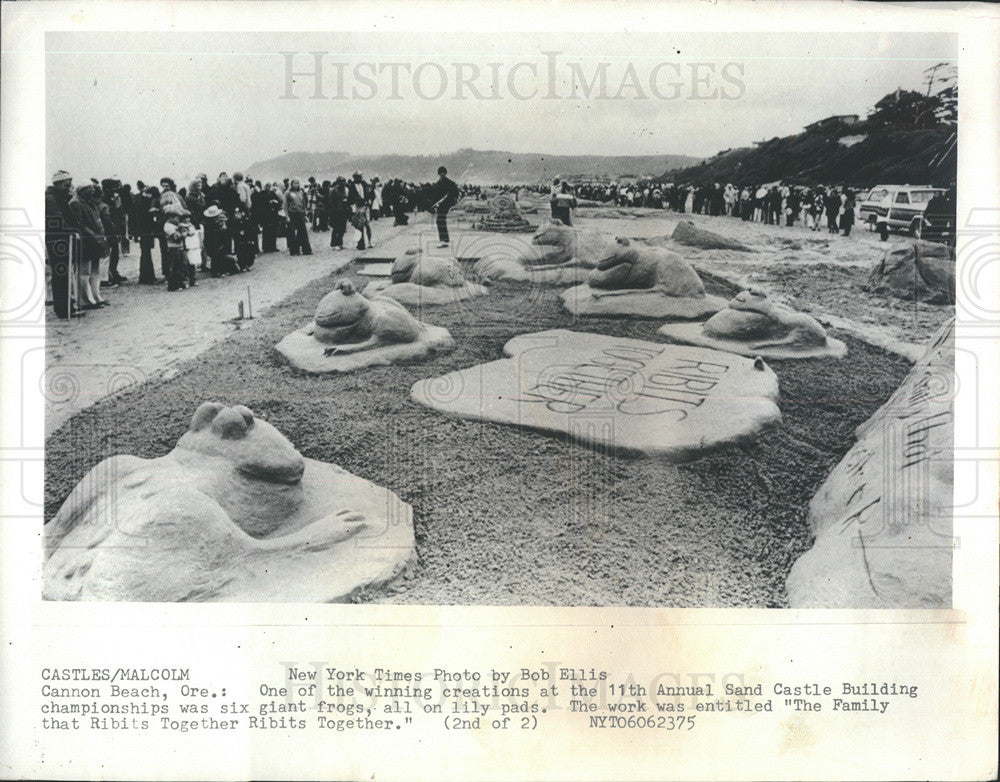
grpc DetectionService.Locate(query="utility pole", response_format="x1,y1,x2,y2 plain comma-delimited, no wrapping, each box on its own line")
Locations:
923,62,946,96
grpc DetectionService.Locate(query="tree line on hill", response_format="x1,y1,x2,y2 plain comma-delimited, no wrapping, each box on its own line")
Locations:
660,67,957,189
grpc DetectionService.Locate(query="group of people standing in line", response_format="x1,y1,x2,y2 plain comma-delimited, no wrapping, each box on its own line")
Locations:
570,180,858,236
44,167,463,319
679,182,857,236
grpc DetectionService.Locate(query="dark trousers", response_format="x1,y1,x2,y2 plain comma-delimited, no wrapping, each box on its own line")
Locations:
47,242,72,317
158,234,169,275
166,247,187,290
551,206,572,226
120,235,130,255
287,213,311,255
436,209,450,243
210,251,240,277
107,235,120,279
261,222,278,252
330,216,347,248
236,243,256,270
139,235,157,283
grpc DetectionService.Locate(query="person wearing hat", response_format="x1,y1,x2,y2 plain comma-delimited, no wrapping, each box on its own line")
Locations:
202,205,240,277
427,166,459,248
45,170,83,318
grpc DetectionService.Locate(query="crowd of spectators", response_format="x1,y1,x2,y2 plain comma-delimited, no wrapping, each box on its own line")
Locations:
44,169,429,319
559,180,859,235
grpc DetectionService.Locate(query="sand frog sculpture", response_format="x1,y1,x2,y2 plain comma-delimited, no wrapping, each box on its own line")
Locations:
473,219,618,285
390,250,464,287
587,238,708,299
310,279,425,356
702,288,828,351
366,249,487,306
44,402,414,602
524,219,617,271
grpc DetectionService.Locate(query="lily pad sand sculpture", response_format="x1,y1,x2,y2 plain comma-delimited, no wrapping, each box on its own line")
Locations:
411,329,781,460
659,289,847,360
560,238,726,319
363,250,488,307
44,402,415,602
276,279,454,373
786,318,954,608
472,220,618,286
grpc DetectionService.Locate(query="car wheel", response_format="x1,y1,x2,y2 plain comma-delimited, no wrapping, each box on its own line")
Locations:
910,220,921,238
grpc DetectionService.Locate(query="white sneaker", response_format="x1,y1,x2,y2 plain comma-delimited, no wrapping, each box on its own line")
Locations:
437,242,449,248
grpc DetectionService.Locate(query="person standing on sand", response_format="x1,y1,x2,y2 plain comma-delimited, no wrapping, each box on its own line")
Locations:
46,170,82,318
428,165,459,248
839,189,856,237
551,181,577,226
283,179,312,256
68,184,109,310
346,172,373,250
824,188,841,234
328,177,350,250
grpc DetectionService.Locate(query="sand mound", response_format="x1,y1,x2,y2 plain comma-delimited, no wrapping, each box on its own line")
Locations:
865,240,955,304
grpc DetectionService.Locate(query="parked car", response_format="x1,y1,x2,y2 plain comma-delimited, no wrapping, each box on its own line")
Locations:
858,185,893,225
859,185,946,240
920,190,957,247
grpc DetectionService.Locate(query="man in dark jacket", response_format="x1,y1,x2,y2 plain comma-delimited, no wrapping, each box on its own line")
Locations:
100,179,125,286
45,171,81,318
327,177,350,250
824,189,841,234
252,184,281,253
427,166,459,247
133,186,162,284
207,173,242,218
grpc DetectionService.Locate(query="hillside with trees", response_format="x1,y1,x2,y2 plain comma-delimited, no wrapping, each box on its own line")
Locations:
660,66,957,188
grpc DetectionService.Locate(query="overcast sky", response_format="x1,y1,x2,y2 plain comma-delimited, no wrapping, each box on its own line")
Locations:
46,31,956,184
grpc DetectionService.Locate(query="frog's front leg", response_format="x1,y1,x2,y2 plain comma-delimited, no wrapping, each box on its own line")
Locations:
591,286,661,299
324,334,381,356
